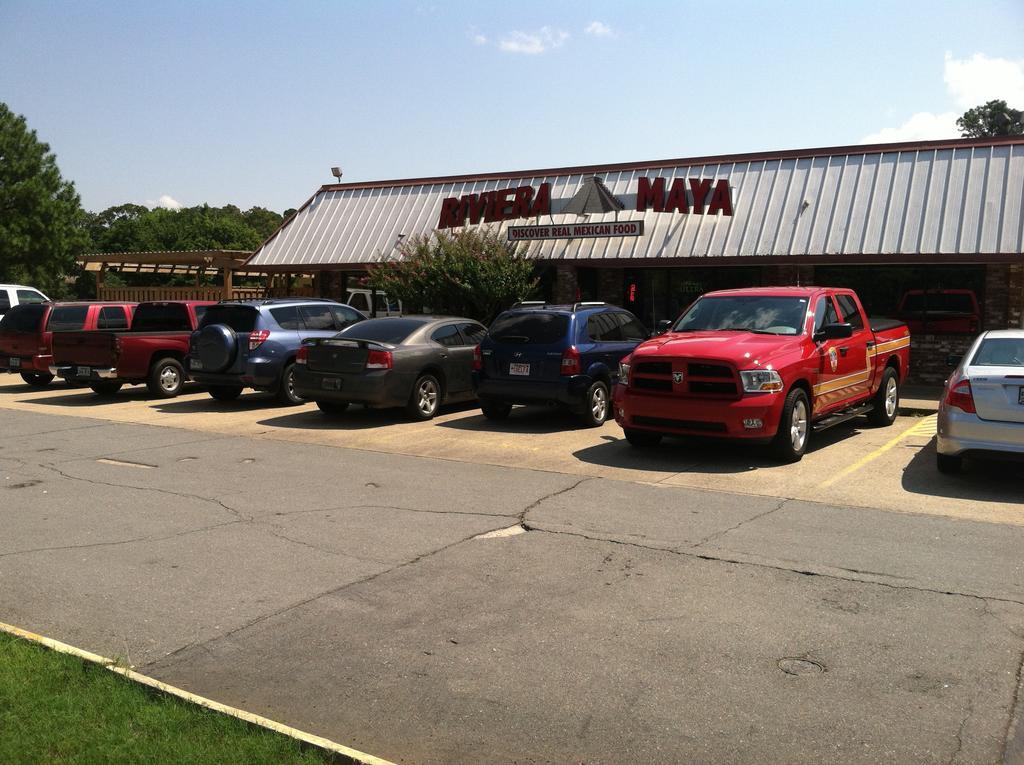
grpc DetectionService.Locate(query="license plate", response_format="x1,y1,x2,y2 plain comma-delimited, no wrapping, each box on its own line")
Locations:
321,377,342,391
1019,387,1024,405
76,366,91,377
9,357,20,369
190,359,203,371
509,363,530,376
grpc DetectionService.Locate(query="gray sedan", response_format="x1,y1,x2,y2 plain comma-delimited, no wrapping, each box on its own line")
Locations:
937,329,1024,473
293,316,487,420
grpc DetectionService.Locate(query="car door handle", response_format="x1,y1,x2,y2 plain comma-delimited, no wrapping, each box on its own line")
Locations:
439,353,447,358
839,346,849,357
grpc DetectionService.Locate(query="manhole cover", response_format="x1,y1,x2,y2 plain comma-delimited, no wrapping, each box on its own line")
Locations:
777,657,825,676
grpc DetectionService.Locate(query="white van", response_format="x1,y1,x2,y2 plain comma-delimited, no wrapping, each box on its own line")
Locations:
0,285,49,320
345,288,402,317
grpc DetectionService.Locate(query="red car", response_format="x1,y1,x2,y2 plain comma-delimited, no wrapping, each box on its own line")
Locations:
0,301,136,387
52,300,215,397
613,287,911,462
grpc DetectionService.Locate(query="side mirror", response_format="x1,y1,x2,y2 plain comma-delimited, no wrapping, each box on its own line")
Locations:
813,322,853,342
656,320,673,334
946,354,962,368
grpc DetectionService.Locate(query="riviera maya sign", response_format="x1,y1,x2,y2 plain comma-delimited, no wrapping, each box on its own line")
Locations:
436,175,734,231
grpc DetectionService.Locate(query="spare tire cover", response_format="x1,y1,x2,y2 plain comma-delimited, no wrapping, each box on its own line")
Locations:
197,324,237,373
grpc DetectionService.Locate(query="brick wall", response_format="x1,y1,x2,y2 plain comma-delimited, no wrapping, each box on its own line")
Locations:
1009,263,1024,329
597,268,624,305
761,264,815,286
553,264,578,304
983,264,1010,329
906,334,972,385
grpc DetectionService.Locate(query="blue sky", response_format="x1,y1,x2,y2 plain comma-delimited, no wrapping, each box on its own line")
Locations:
1,1,1021,213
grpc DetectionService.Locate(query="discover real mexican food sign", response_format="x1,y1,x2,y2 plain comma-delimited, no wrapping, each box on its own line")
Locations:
507,221,644,241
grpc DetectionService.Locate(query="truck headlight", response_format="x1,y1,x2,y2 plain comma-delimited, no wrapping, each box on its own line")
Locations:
618,359,631,384
740,369,783,393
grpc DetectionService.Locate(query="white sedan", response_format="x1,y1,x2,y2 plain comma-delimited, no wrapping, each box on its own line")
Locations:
937,329,1024,473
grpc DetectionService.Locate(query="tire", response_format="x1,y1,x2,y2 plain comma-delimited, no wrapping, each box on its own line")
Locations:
20,371,54,388
867,367,900,427
406,373,441,420
772,387,811,463
579,380,610,428
480,399,512,420
146,357,185,398
90,381,123,397
317,400,349,416
196,323,238,373
936,453,963,474
208,385,243,401
276,362,305,405
624,428,663,447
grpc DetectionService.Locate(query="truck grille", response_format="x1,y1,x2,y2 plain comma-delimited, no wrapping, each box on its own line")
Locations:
633,416,727,433
629,358,739,398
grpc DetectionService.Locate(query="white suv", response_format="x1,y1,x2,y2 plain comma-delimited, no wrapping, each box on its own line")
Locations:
0,285,49,320
345,288,402,317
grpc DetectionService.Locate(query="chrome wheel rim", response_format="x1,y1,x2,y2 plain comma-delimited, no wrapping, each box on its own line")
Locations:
417,379,438,415
285,369,298,399
790,398,808,452
591,386,607,421
159,366,180,392
884,377,898,418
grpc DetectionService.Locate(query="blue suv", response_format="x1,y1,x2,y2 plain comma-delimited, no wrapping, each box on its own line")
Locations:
473,301,648,427
187,298,365,403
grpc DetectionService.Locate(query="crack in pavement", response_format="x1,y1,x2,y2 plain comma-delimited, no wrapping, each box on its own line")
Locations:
519,476,595,527
259,526,393,565
524,524,1024,608
949,695,974,764
0,519,245,559
38,463,252,523
263,504,519,521
690,497,791,548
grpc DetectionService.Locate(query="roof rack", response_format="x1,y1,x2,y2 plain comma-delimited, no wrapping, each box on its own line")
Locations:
511,300,547,308
217,297,338,305
572,301,607,311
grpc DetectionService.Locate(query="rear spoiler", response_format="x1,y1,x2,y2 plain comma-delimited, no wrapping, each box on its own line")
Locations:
300,336,397,351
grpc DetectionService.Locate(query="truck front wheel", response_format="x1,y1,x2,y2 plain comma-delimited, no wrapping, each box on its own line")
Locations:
867,368,900,426
772,388,810,463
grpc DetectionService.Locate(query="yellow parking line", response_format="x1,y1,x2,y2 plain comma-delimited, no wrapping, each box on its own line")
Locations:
0,621,397,765
818,415,938,490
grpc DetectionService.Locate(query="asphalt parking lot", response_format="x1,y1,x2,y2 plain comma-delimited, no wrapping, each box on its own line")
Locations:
2,375,1023,764
1,375,1021,527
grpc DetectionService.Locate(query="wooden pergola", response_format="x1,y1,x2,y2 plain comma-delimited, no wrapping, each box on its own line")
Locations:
80,250,315,302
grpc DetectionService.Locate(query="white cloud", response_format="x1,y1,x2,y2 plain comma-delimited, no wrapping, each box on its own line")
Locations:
499,26,568,55
584,21,613,37
944,52,1024,109
861,52,1024,143
150,194,182,210
471,32,487,46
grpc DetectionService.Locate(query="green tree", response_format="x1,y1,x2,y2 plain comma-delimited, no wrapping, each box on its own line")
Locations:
0,103,87,295
367,228,538,323
956,99,1024,138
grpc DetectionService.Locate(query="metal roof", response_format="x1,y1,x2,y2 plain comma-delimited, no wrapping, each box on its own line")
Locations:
247,137,1024,269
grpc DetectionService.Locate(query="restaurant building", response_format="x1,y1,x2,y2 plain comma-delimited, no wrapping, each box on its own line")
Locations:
246,135,1024,383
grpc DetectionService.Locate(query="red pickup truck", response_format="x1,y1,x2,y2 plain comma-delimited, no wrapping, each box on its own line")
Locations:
613,287,911,462
52,300,215,397
1,301,136,387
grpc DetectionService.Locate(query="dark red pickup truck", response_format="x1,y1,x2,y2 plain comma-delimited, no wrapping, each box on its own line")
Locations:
613,287,911,462
52,300,215,397
1,301,136,387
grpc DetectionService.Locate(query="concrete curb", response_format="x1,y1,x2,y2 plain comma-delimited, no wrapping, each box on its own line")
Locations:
0,621,397,765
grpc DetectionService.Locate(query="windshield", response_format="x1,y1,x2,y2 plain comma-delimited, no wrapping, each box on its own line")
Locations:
672,296,809,336
335,318,428,345
46,305,89,332
198,305,258,333
0,303,47,333
488,312,569,345
131,303,191,332
971,338,1024,367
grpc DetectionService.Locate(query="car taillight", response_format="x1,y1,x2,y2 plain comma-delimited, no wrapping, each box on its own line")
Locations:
560,346,581,376
248,330,270,351
946,378,976,414
296,345,309,365
366,350,392,370
472,344,482,371
113,335,122,361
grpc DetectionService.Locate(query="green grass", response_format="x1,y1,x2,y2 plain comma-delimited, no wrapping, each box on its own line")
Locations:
0,632,335,765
